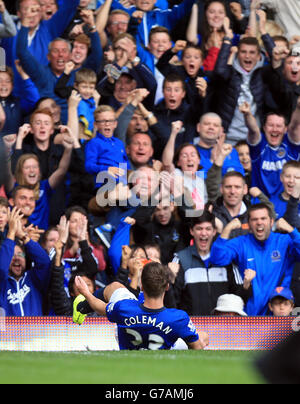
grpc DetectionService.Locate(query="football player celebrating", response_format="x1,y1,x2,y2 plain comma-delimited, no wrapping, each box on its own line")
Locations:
73,261,209,350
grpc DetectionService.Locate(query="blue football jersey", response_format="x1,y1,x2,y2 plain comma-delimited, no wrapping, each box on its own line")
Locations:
250,133,300,198
106,299,199,350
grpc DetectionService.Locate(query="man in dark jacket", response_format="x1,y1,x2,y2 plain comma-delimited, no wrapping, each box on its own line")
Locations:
207,168,274,238
212,36,267,145
172,211,253,316
210,171,249,238
132,202,190,265
156,42,210,119
265,46,300,123
151,73,198,159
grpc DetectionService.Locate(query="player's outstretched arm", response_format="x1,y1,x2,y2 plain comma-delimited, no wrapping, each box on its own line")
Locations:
187,332,209,350
75,276,108,316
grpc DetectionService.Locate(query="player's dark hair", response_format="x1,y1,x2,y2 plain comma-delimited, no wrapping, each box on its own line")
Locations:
141,262,169,298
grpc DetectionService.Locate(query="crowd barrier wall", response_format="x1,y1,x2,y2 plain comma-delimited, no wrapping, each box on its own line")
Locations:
0,316,298,351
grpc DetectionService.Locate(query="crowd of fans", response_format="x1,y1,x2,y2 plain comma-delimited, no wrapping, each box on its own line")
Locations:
0,0,300,319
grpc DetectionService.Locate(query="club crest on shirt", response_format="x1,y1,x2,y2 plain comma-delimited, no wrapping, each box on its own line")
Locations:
276,148,286,159
271,250,281,262
172,230,180,242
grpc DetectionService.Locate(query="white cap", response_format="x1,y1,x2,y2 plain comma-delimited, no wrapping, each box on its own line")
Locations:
213,294,247,316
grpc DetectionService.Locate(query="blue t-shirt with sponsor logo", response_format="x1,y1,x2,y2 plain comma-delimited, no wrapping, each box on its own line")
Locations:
249,133,300,198
106,299,199,350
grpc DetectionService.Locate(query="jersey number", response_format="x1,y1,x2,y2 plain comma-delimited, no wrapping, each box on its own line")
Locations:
125,329,165,350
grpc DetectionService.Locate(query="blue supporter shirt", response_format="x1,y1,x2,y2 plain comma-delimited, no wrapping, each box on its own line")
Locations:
106,299,199,350
210,229,300,315
271,193,300,220
249,133,300,198
28,180,53,230
13,180,53,230
195,145,244,177
85,132,131,189
78,98,96,139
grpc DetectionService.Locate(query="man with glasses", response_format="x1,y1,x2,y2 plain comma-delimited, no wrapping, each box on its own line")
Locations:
84,105,131,191
106,10,130,44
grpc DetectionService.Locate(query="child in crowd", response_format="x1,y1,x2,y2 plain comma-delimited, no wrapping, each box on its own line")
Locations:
84,105,131,189
0,66,39,137
136,26,173,105
268,287,295,317
270,161,300,220
156,41,209,110
55,66,100,140
235,140,252,189
75,68,100,140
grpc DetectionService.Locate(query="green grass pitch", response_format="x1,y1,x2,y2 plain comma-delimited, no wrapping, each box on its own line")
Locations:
0,350,264,384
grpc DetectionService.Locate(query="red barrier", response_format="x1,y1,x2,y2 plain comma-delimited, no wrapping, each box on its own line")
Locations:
0,316,296,351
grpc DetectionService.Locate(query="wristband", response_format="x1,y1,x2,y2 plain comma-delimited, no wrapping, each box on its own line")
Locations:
146,113,154,120
223,36,232,43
